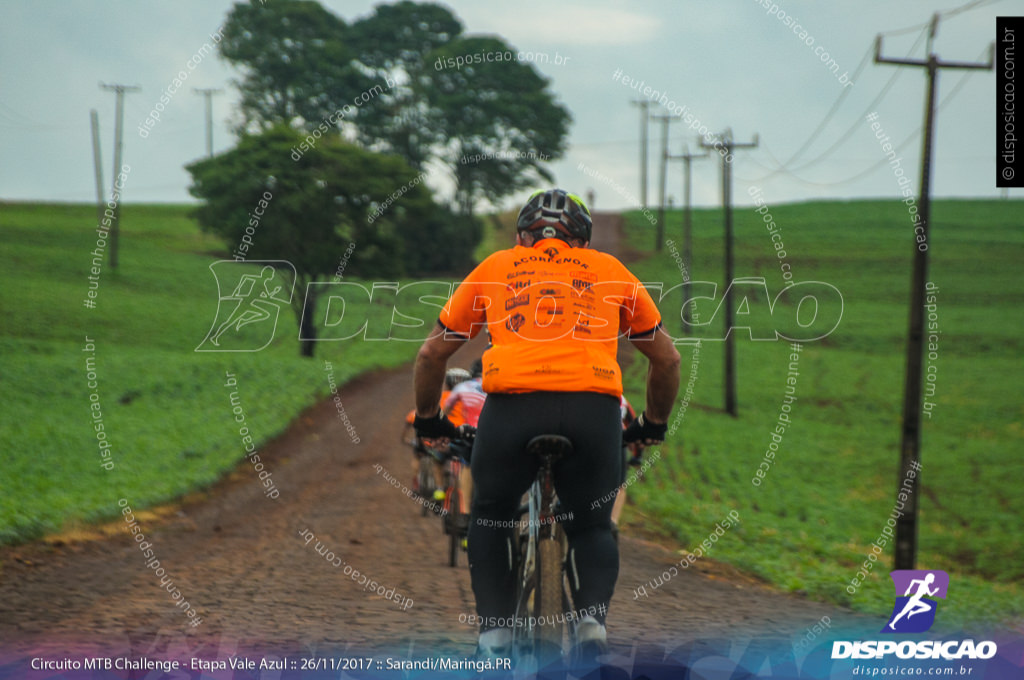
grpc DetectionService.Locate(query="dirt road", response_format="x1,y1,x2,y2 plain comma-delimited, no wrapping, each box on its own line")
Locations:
0,213,863,672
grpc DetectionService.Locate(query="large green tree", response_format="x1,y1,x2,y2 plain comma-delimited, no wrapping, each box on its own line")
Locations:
186,126,439,357
218,0,371,133
215,1,572,218
348,1,464,169
419,36,571,216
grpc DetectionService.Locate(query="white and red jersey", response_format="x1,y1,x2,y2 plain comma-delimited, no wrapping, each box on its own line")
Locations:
444,378,487,428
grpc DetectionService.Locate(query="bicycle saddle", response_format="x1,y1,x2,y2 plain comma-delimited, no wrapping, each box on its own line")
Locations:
526,435,573,461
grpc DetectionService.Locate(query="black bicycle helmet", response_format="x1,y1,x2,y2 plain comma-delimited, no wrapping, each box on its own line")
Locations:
516,189,592,244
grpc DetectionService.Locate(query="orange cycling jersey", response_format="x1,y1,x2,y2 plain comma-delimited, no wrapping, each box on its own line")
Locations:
438,239,662,396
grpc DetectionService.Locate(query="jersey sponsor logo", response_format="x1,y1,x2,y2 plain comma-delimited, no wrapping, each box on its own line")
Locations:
510,279,531,290
538,287,563,297
543,246,560,259
506,312,526,332
513,254,591,269
571,270,597,293
505,293,530,311
506,269,535,279
513,255,554,267
572,279,594,293
592,366,615,380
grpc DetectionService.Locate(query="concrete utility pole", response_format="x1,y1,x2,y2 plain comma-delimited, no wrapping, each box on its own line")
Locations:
667,142,708,334
701,128,758,417
652,113,679,251
100,82,141,269
876,14,993,571
632,100,651,209
90,110,105,232
193,88,222,157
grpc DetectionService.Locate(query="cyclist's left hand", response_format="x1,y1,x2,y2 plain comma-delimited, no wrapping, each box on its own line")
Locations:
623,412,667,445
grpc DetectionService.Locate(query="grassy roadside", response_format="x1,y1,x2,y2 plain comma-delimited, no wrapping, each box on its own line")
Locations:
617,198,1024,628
0,202,422,544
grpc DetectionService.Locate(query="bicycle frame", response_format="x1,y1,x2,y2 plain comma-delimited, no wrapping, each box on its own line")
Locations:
512,436,574,666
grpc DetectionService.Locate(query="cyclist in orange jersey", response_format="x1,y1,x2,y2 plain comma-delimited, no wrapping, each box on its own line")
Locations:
441,359,486,521
406,368,470,501
412,189,680,658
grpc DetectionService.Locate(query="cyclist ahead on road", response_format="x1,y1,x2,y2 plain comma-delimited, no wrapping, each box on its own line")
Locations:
412,189,680,658
442,359,486,530
444,359,486,431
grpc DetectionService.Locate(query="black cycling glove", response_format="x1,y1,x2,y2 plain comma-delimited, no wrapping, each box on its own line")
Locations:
623,412,667,444
413,411,459,440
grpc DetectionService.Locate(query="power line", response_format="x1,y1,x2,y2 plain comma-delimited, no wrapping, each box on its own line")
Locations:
737,43,987,188
776,44,874,169
748,0,998,183
786,29,929,173
741,27,927,183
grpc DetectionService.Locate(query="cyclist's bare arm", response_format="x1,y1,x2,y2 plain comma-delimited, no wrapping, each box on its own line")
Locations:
414,322,467,418
629,327,681,424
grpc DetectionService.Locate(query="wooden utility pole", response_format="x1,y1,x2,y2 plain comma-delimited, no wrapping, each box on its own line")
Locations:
193,88,222,157
701,129,758,417
667,142,707,334
90,110,105,231
876,15,993,570
632,100,651,209
100,83,140,269
652,113,678,251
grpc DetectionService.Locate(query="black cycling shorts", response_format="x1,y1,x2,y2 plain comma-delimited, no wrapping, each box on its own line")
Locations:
467,391,624,626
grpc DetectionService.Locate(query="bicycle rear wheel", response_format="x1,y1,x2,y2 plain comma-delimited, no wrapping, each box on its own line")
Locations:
537,537,566,649
448,531,459,567
418,461,434,517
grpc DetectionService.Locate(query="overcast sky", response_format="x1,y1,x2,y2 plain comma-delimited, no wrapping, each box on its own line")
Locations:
0,0,1012,210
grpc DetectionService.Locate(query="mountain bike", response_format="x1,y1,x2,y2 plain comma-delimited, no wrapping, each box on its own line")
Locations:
510,434,575,666
404,428,442,517
442,431,474,567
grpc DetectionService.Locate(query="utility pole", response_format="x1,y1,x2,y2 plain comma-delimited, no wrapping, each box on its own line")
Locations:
652,113,678,251
193,88,222,157
701,128,758,417
90,110,105,232
876,15,993,571
632,100,651,209
100,82,141,270
667,142,707,334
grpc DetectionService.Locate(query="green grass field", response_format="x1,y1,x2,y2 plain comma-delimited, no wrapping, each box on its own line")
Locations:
2,198,1020,629
0,202,421,544
618,198,1024,628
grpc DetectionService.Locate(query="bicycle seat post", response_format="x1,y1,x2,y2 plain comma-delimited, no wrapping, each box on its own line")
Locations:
526,435,573,527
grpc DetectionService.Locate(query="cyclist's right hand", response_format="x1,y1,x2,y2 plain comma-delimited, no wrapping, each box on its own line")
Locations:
623,411,667,445
457,425,477,442
414,411,459,440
